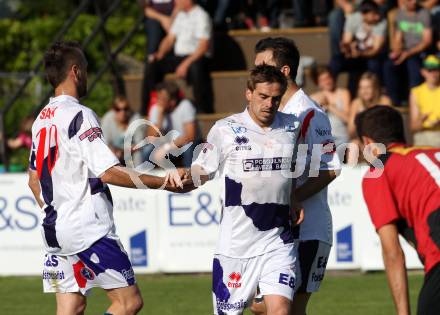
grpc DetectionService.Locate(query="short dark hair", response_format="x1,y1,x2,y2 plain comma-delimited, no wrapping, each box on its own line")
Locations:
156,81,180,101
44,41,86,88
359,0,380,14
355,105,406,145
247,64,287,95
255,37,300,82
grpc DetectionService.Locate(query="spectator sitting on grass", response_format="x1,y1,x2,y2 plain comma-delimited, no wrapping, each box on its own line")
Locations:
410,54,440,147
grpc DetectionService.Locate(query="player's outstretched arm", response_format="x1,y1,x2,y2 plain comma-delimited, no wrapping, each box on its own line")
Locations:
100,165,185,191
378,224,411,315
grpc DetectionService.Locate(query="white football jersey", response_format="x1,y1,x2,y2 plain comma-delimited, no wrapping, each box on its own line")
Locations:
283,89,341,245
29,95,120,255
193,109,301,258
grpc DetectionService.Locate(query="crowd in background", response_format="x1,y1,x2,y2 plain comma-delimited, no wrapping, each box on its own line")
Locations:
5,0,440,170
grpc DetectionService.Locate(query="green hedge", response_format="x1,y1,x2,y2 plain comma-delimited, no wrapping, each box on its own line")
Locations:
1,6,147,169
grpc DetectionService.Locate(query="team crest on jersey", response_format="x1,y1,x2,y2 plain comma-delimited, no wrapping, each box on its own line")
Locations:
80,267,95,280
234,136,251,151
228,272,242,288
321,140,336,155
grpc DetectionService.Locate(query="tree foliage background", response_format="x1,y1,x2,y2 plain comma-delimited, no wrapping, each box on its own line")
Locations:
0,0,146,168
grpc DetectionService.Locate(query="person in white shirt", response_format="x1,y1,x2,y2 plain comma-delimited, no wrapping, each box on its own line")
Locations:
252,37,341,315
179,65,303,315
28,41,185,315
142,0,214,114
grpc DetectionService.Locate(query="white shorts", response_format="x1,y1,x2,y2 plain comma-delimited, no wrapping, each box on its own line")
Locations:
295,240,331,293
43,236,136,295
212,245,296,315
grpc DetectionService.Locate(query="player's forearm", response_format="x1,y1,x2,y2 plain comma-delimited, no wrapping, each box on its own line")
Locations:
28,170,44,208
101,165,166,189
383,249,411,315
294,170,337,202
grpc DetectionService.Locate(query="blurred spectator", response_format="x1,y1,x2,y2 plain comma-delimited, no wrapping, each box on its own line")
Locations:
146,81,201,167
330,0,388,96
383,0,432,106
240,0,281,31
348,72,392,137
293,0,333,27
410,55,440,147
329,0,397,73
345,72,391,163
101,96,144,166
142,0,214,114
7,116,33,150
311,66,351,146
141,0,175,60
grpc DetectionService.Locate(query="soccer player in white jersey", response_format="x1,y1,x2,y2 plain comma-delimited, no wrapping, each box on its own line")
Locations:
251,37,341,315
27,41,184,315
181,65,303,315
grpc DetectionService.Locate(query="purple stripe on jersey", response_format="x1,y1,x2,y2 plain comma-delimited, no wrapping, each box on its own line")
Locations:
225,176,294,244
224,176,242,207
40,147,61,248
88,178,114,206
77,237,135,286
89,178,105,194
212,258,230,315
68,111,84,139
42,205,60,248
29,143,36,170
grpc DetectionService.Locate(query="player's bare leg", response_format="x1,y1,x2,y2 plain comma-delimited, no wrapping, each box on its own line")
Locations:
56,292,86,315
291,292,311,315
263,295,291,315
105,285,143,315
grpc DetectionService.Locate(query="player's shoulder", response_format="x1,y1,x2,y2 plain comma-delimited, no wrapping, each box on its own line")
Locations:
274,111,301,131
286,89,326,120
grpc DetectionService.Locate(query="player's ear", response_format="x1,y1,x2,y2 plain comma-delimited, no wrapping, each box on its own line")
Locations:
280,65,290,78
245,89,253,102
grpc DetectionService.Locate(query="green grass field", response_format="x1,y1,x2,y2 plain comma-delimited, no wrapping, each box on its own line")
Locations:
0,272,423,315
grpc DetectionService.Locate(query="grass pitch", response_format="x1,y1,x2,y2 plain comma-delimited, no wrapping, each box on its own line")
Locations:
0,272,423,314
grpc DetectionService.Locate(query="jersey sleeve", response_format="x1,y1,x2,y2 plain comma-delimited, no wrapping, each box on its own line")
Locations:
301,109,340,171
362,171,400,230
192,123,224,175
74,109,120,177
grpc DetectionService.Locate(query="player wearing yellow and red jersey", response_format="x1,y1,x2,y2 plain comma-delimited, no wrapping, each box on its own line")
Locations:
357,105,440,315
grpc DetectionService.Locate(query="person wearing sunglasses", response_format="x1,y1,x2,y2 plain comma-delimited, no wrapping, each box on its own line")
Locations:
101,96,145,165
410,54,440,147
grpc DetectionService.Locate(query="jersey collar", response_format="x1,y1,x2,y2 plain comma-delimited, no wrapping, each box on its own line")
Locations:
49,95,79,105
387,142,406,150
242,108,279,132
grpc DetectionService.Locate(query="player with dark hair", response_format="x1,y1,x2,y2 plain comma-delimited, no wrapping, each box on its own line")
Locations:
28,41,184,315
253,37,340,315
357,105,440,315
182,64,303,315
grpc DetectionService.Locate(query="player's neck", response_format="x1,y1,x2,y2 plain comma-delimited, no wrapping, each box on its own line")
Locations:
54,83,79,100
279,82,299,111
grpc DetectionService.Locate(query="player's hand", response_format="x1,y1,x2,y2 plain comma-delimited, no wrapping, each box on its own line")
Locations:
291,199,304,226
165,169,183,189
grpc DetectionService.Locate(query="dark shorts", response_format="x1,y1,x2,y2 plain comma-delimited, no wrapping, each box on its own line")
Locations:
418,263,440,315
